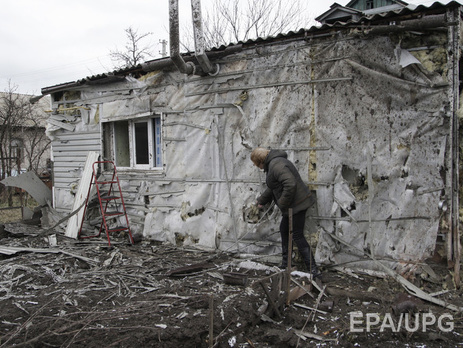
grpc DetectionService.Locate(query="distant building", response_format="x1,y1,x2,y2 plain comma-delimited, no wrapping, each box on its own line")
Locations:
316,0,409,24
0,92,51,178
347,0,408,11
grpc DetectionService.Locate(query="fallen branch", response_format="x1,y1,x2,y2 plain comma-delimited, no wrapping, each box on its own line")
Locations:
0,298,56,347
311,285,326,321
209,295,214,348
259,281,282,320
62,312,102,348
212,320,235,348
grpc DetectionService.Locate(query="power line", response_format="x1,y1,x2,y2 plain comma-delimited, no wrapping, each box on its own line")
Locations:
0,55,115,94
1,55,113,79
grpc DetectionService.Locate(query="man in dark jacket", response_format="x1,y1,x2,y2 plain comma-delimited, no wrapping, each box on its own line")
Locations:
251,147,321,278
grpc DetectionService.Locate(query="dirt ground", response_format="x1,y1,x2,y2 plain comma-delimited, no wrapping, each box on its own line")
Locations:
0,222,462,347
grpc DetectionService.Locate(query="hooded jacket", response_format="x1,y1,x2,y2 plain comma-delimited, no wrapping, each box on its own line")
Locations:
257,149,315,216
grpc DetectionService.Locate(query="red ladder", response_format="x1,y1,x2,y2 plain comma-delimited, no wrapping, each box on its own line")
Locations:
78,161,134,246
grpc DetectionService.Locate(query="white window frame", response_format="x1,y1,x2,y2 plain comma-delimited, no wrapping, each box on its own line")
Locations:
108,114,163,170
132,118,152,169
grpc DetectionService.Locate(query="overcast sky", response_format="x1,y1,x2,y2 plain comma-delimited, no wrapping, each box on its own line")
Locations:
0,0,450,95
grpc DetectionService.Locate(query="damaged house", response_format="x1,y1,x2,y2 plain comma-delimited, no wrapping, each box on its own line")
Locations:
39,1,461,282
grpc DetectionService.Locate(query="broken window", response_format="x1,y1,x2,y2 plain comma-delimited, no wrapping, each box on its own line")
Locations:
114,121,130,167
366,0,374,9
104,115,162,169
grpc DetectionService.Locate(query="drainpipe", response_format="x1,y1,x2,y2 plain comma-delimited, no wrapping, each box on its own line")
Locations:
169,0,194,75
191,0,220,76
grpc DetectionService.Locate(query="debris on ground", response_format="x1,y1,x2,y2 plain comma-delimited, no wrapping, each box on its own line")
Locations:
0,222,461,347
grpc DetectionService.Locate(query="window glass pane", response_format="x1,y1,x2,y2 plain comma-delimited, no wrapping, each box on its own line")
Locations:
114,121,130,167
135,122,149,164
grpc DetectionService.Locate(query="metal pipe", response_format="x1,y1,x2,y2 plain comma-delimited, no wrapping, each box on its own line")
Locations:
169,0,194,75
286,208,293,306
141,44,241,73
191,0,219,76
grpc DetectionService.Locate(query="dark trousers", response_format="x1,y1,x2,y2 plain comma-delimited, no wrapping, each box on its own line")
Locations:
279,209,310,252
279,209,317,272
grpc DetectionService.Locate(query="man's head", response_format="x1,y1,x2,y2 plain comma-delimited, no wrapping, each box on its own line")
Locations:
250,147,270,169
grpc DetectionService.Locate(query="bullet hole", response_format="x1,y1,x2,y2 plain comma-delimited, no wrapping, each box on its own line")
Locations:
187,207,205,217
341,165,364,186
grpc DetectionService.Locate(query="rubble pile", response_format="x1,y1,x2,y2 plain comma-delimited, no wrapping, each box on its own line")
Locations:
0,223,461,347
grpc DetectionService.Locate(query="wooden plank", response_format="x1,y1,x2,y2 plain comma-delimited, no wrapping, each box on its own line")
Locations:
288,284,313,302
65,151,99,239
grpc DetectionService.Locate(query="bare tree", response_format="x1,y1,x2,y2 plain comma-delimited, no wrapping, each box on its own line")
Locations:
182,0,311,51
22,99,51,174
110,27,155,68
0,83,25,181
0,81,51,205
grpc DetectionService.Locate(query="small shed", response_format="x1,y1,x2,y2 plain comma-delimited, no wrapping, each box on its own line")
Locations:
41,1,462,280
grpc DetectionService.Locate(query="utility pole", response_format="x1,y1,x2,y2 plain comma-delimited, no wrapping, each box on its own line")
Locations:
159,39,168,57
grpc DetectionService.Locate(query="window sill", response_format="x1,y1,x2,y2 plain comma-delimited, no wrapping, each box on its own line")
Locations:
114,167,165,176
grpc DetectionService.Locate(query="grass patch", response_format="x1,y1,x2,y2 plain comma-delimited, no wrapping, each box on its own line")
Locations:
0,193,39,224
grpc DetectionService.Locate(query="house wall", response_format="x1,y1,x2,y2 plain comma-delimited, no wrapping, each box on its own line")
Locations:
46,14,459,271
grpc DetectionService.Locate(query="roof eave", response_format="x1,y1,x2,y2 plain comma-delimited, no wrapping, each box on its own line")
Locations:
41,1,462,96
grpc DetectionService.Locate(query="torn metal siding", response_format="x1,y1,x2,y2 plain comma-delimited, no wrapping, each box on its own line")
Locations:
44,3,461,272
313,33,453,268
47,101,101,212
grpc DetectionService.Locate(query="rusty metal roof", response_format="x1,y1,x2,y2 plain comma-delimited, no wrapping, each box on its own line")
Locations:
41,1,461,95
